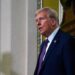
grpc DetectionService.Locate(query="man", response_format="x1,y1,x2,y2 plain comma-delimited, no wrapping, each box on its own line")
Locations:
34,7,75,75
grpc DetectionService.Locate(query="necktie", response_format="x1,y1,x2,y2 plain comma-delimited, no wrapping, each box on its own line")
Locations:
37,39,49,74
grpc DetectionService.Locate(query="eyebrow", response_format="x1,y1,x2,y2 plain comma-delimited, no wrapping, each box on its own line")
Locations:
35,16,48,22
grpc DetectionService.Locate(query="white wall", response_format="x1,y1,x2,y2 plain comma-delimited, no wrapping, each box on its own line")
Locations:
0,0,1,58
1,0,11,54
11,0,37,75
27,0,38,75
0,0,1,73
0,0,37,75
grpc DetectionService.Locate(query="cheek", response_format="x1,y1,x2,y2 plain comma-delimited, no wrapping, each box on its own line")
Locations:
41,20,51,30
41,21,45,26
44,21,50,28
42,20,48,26
43,23,50,32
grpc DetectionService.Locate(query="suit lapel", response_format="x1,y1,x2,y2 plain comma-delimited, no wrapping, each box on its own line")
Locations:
41,29,62,69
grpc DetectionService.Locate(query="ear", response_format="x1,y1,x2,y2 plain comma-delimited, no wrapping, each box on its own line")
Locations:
50,18,56,26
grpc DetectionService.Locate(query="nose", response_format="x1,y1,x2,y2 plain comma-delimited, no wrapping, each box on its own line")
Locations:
36,19,41,26
37,22,41,26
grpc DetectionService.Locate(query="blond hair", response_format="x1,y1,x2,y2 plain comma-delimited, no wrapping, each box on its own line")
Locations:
35,7,59,23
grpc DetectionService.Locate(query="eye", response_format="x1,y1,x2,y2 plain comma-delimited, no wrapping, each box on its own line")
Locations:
35,16,47,22
39,17,46,20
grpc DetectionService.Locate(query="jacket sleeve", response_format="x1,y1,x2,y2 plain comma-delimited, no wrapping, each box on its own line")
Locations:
63,38,75,75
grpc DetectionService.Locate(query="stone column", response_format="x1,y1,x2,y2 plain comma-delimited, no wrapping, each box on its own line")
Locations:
11,0,37,75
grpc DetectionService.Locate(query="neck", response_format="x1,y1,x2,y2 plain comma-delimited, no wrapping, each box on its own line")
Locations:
45,26,59,37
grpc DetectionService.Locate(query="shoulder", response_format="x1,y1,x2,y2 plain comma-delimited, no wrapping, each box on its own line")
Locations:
60,30,75,49
58,29,75,41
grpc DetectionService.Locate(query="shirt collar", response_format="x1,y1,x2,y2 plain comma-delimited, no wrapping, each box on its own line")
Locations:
47,26,60,43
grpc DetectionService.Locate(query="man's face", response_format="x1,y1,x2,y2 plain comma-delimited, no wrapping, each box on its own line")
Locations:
35,12,55,37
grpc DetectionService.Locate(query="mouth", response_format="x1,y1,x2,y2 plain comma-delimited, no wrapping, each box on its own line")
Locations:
38,27,42,31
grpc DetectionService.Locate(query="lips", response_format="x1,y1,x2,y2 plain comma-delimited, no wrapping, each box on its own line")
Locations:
38,27,42,31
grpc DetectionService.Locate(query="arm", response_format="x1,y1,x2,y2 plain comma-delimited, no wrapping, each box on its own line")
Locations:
63,38,75,75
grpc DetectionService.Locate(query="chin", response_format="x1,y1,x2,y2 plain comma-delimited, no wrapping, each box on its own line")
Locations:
41,32,47,37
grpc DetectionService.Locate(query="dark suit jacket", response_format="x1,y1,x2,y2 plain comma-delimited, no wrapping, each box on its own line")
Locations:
34,29,75,75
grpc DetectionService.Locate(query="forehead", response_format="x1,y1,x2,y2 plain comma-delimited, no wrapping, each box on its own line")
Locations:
35,12,48,18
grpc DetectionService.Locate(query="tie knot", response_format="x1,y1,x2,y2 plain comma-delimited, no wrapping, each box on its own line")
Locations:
45,39,49,44
44,39,49,47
